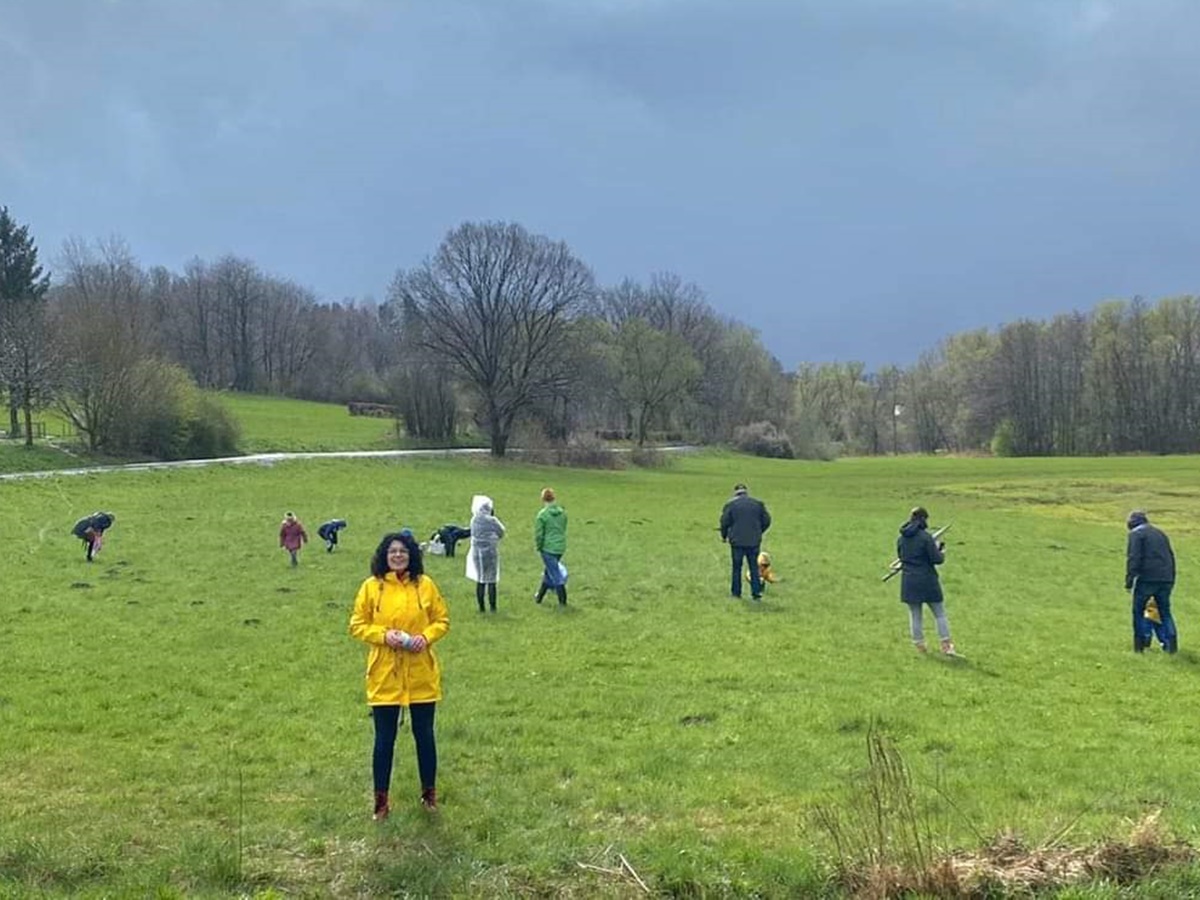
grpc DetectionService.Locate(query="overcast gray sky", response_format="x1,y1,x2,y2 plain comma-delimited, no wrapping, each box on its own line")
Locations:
2,0,1197,368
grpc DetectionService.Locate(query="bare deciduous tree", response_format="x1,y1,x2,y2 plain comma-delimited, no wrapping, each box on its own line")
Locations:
609,317,700,446
213,256,263,392
388,222,594,456
383,294,457,441
54,239,155,450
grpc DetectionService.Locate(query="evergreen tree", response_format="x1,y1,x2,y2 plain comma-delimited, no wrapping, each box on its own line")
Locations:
0,206,52,442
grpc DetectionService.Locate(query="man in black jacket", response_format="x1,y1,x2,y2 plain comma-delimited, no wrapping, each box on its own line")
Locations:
719,483,771,600
1126,509,1178,653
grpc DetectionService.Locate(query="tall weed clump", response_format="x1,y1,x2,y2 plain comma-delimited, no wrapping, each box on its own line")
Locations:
813,724,960,897
815,727,1198,897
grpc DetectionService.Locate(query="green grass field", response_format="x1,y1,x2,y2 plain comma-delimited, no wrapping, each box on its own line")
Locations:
5,451,1200,897
0,393,482,472
213,392,405,453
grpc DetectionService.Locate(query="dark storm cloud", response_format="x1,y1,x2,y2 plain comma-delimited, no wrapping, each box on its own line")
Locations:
2,0,1198,366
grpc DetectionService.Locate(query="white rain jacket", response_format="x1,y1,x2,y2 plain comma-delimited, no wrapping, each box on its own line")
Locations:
465,494,506,583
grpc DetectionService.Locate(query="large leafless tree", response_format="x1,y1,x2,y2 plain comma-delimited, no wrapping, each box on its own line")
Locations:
388,222,595,456
54,239,157,450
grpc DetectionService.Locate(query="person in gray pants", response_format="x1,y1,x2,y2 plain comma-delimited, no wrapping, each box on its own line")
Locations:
896,506,955,655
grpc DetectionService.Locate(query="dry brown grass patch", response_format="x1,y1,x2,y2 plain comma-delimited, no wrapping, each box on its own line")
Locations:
839,812,1196,898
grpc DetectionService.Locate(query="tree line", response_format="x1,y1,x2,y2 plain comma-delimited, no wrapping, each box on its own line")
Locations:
794,299,1200,457
1,205,1195,458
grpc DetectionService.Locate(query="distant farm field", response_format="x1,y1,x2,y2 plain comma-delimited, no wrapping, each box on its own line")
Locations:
5,452,1200,897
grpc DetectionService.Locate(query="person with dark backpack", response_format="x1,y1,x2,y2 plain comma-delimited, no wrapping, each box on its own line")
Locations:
72,511,115,562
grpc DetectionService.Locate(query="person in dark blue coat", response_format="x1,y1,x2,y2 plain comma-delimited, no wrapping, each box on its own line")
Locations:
72,511,115,562
1126,510,1178,653
897,506,955,655
719,483,772,601
318,519,348,552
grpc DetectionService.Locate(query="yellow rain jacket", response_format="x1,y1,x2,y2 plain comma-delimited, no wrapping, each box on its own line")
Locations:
349,572,450,706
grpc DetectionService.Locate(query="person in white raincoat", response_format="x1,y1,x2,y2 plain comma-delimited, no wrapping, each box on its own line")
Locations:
466,495,506,612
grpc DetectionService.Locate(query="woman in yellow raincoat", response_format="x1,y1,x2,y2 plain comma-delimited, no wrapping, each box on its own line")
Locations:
349,531,450,819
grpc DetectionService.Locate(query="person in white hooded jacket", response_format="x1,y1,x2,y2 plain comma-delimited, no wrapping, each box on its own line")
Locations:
466,494,506,612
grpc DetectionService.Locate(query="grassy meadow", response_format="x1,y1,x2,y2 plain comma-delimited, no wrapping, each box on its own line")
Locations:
5,449,1200,897
0,393,471,474
213,393,404,454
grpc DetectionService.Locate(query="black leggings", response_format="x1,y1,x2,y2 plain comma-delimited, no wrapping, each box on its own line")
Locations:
372,703,437,793
476,582,497,610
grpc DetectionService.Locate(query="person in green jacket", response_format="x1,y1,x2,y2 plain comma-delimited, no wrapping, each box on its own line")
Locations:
534,487,568,606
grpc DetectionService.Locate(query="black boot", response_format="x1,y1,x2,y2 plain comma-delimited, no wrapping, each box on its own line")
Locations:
556,585,567,606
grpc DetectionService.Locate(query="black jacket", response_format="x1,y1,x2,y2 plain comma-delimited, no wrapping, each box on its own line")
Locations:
1126,523,1175,589
719,495,771,547
897,518,944,604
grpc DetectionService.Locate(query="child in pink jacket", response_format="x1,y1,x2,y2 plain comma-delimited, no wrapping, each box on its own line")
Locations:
280,512,308,567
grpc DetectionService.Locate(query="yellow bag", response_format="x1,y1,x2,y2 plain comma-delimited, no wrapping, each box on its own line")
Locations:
1145,598,1162,624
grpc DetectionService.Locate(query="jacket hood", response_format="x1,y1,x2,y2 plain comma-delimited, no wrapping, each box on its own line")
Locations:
899,518,926,538
542,503,564,518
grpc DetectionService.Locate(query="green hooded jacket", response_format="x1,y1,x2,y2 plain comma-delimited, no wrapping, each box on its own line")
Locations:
535,503,568,554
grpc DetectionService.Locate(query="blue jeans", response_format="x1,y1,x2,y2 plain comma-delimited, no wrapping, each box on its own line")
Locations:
540,551,565,588
1133,580,1178,652
730,543,761,598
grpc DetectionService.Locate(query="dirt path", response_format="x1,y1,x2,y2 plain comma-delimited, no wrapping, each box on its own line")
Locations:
0,448,493,481
0,446,694,481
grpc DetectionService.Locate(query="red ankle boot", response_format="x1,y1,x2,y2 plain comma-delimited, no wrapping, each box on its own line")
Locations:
373,790,390,821
420,787,438,812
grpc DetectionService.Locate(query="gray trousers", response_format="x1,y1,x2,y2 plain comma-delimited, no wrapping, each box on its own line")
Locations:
907,601,950,643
